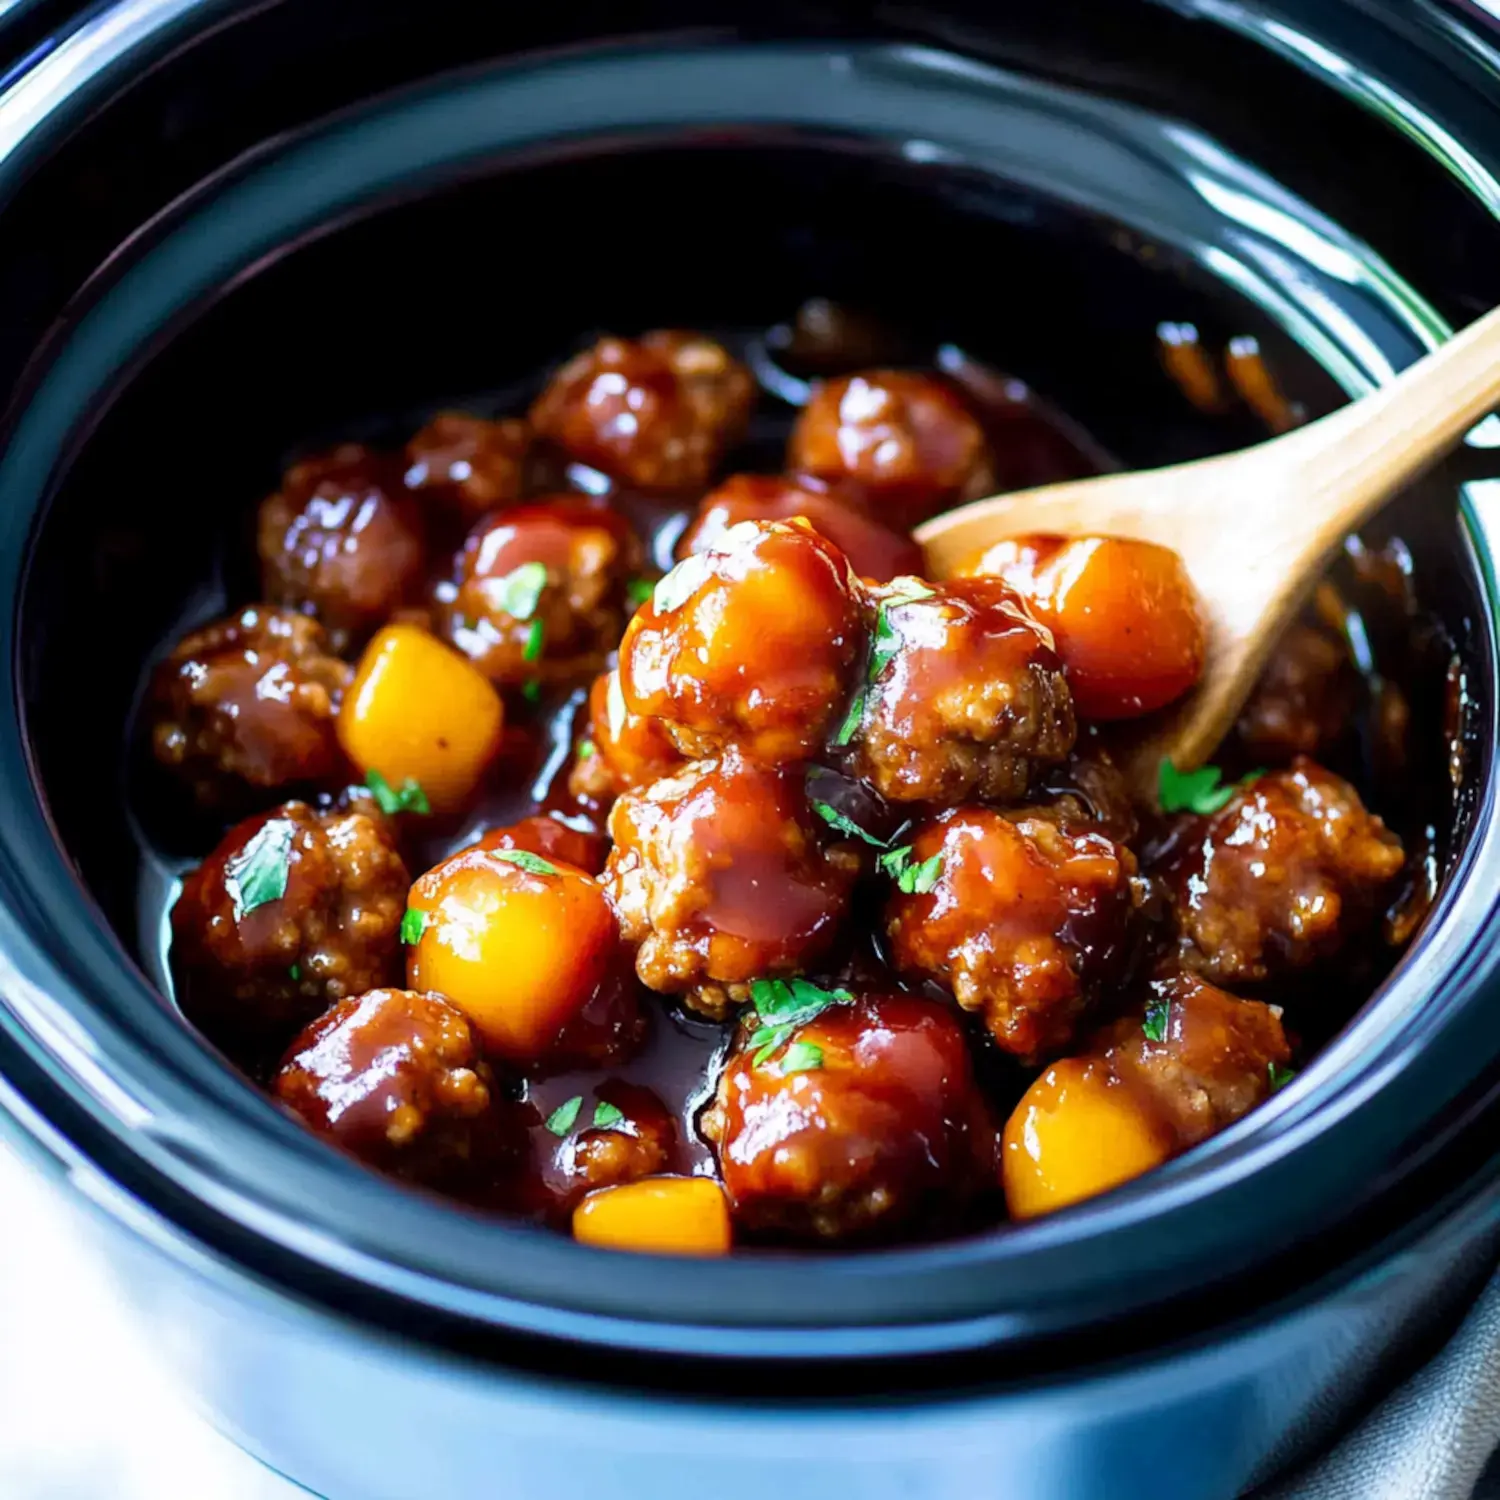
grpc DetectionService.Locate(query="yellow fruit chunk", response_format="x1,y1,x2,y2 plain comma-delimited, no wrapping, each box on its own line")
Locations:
573,1176,732,1256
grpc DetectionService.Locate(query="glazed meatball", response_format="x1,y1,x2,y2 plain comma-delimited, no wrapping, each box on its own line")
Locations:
258,444,426,650
529,330,754,492
530,1080,676,1218
172,800,409,1068
439,497,644,685
1157,758,1405,985
678,473,923,583
1235,621,1358,763
886,806,1138,1060
148,606,352,806
787,370,995,528
469,814,608,876
702,991,994,1241
603,751,860,1018
620,519,865,764
845,576,1075,804
273,988,512,1192
407,845,643,1069
1002,971,1290,1218
568,669,684,806
404,412,530,524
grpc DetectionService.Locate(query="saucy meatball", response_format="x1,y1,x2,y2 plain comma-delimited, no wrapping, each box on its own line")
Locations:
603,751,860,1018
702,991,994,1241
407,844,643,1069
469,814,608,876
1003,972,1290,1218
568,669,685,805
149,606,352,806
620,519,865,764
787,369,995,528
530,1080,676,1218
404,412,530,524
1235,621,1358,763
886,806,1138,1061
172,800,409,1067
529,330,754,492
440,497,644,686
845,576,1075,805
273,988,512,1192
1157,758,1405,985
961,534,1206,720
258,444,425,650
678,473,923,583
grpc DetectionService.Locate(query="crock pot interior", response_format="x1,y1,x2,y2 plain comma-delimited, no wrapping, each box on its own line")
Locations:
3,10,1500,1354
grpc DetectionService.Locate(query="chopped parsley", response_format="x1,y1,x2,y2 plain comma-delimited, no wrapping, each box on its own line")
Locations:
1268,1062,1296,1092
779,1041,824,1075
747,977,854,1067
522,617,545,663
490,849,559,876
1157,758,1271,816
226,818,294,920
897,852,944,894
493,560,548,620
288,963,302,982
810,798,885,847
400,908,428,945
831,687,867,748
652,553,714,615
592,1100,625,1129
545,1096,583,1135
1141,996,1171,1043
625,577,656,609
804,779,944,893
365,769,431,817
521,679,542,703
830,581,936,747
606,672,628,740
578,738,597,760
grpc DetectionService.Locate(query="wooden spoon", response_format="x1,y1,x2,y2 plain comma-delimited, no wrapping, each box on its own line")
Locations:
916,303,1500,802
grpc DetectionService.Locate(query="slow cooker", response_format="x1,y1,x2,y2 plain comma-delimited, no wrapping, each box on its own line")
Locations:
3,2,1500,1496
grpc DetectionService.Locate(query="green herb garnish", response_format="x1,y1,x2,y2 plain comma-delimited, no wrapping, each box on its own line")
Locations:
1142,996,1171,1043
522,617,545,663
810,798,885,847
898,853,943,894
288,963,302,982
400,908,428,944
830,583,936,748
1268,1062,1296,1092
493,560,548,620
779,1041,824,1075
652,553,714,615
592,1101,625,1129
578,738,597,760
831,687,867,747
1157,759,1238,816
747,977,855,1067
365,769,431,817
545,1096,583,1135
490,849,560,876
226,818,294,920
522,680,542,703
625,577,656,609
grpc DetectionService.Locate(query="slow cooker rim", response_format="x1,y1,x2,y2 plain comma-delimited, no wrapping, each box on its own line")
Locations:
1,0,1499,1359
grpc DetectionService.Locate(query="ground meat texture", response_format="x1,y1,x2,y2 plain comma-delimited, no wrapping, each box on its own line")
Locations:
845,576,1075,805
603,751,860,1019
439,497,644,685
678,473,924,583
701,992,995,1242
404,413,530,525
258,444,426,651
529,1081,676,1219
886,806,1138,1061
568,670,685,806
172,801,409,1070
469,814,608,876
1158,758,1405,985
148,606,352,807
272,989,512,1192
529,330,754,492
620,519,866,764
787,370,996,528
1236,622,1358,764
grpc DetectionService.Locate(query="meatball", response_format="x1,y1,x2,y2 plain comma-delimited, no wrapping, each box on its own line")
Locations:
620,518,865,764
529,330,754,492
258,444,426,650
172,801,409,1069
404,412,530,524
678,473,924,583
439,497,644,685
530,1080,676,1218
960,534,1205,720
885,805,1138,1060
148,606,352,806
787,370,995,528
1157,758,1405,985
568,669,685,806
603,751,860,1018
272,988,512,1193
1002,972,1290,1218
407,844,643,1069
469,814,608,876
1235,621,1358,763
844,575,1075,804
702,991,994,1241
